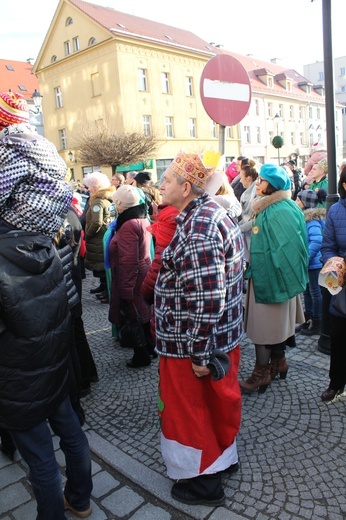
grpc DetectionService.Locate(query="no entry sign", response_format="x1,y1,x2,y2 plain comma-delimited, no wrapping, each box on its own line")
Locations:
200,54,252,127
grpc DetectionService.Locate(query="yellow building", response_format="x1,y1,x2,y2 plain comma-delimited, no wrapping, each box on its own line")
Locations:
34,0,343,181
33,0,241,181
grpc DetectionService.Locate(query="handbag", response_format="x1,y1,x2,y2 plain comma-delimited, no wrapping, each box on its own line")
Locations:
118,302,147,349
331,286,346,317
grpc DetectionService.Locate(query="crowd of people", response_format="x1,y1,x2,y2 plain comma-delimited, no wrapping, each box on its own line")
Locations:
1,90,345,516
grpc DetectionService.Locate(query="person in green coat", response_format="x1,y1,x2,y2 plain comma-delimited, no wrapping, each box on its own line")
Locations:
240,164,309,394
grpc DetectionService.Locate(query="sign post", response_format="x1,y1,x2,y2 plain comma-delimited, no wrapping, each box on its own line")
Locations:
200,54,252,155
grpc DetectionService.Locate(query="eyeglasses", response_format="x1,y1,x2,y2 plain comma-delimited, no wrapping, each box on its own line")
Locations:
256,176,267,184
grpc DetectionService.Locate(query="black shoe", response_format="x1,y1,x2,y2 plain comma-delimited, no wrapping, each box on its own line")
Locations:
0,443,16,461
321,386,345,402
222,462,239,474
171,481,225,506
300,318,321,336
126,359,151,368
90,284,105,294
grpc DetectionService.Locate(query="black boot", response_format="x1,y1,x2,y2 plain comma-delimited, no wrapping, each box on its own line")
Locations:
0,429,16,461
171,473,225,506
126,348,151,368
301,318,321,336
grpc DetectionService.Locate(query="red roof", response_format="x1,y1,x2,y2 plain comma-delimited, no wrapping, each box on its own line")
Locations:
70,0,215,55
0,59,39,103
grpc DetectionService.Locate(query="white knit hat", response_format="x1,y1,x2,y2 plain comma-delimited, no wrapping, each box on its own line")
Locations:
113,185,141,209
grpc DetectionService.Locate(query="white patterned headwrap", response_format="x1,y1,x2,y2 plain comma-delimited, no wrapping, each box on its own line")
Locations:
0,124,73,238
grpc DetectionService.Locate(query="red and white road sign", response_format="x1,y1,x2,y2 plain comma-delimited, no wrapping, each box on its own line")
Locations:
200,54,252,127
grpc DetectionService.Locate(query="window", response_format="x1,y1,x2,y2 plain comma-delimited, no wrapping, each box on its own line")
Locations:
55,87,63,108
59,129,67,150
278,104,283,117
5,65,14,71
51,55,58,63
165,117,174,138
254,99,259,116
156,158,173,180
91,73,101,97
269,131,273,143
186,76,193,96
299,106,303,119
309,106,313,118
88,37,97,46
300,132,304,145
318,71,324,81
64,40,71,56
142,115,152,136
289,105,294,118
161,72,170,94
244,126,251,143
290,132,295,145
73,37,80,52
317,107,321,119
211,121,217,138
268,76,273,87
267,102,273,117
309,133,314,145
66,17,73,26
340,67,345,76
18,85,27,92
286,80,292,92
189,118,196,138
138,69,148,91
227,126,233,138
256,126,261,144
341,86,346,93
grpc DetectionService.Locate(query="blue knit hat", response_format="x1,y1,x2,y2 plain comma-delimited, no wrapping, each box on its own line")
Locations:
259,163,291,191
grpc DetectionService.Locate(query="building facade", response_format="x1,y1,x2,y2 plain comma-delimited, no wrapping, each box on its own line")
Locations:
32,0,343,180
304,56,346,159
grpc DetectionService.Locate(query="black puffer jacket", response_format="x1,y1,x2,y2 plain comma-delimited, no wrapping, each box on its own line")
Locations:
0,230,71,431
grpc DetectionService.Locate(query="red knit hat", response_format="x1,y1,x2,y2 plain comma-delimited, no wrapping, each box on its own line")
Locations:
0,91,29,130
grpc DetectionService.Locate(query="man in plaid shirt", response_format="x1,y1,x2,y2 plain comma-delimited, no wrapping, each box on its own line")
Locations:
154,151,244,507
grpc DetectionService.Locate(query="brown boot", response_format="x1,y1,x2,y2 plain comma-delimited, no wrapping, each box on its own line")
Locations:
239,363,271,394
270,352,288,380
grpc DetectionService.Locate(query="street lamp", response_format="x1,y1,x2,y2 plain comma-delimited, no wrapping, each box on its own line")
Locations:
68,150,77,163
31,89,43,113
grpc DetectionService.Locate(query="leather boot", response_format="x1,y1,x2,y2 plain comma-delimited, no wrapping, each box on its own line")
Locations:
270,352,288,380
239,363,271,394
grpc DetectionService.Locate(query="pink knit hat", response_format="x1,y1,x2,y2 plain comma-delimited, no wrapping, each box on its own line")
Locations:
0,91,29,129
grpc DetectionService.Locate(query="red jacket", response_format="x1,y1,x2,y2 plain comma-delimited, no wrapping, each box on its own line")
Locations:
141,205,178,338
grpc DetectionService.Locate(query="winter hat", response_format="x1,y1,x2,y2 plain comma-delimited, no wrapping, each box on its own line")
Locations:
0,91,29,129
311,141,326,153
318,158,328,174
113,185,141,209
134,171,151,186
259,163,291,191
167,150,215,190
297,189,327,208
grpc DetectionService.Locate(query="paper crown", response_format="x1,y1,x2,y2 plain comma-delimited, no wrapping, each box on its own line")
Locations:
168,150,216,189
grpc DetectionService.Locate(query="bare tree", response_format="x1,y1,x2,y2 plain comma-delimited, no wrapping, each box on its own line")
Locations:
72,124,159,168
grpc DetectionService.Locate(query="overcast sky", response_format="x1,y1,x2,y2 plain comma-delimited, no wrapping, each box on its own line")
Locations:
0,0,343,74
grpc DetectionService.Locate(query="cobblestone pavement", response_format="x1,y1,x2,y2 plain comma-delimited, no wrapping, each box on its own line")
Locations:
1,271,345,519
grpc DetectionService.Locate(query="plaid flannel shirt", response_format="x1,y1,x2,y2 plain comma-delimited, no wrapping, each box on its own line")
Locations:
154,194,244,365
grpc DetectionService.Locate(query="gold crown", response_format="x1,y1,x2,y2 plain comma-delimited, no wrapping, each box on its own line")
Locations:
169,151,215,189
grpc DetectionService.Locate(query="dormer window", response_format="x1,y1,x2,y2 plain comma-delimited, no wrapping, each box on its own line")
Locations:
268,76,273,87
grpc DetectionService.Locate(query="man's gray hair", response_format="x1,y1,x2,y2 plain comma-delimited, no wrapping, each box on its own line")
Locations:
172,171,204,196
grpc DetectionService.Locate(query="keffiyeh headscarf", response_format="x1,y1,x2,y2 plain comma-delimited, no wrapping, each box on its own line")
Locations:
0,123,73,238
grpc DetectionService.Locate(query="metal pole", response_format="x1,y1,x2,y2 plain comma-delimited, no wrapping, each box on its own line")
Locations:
318,0,338,355
219,124,226,156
